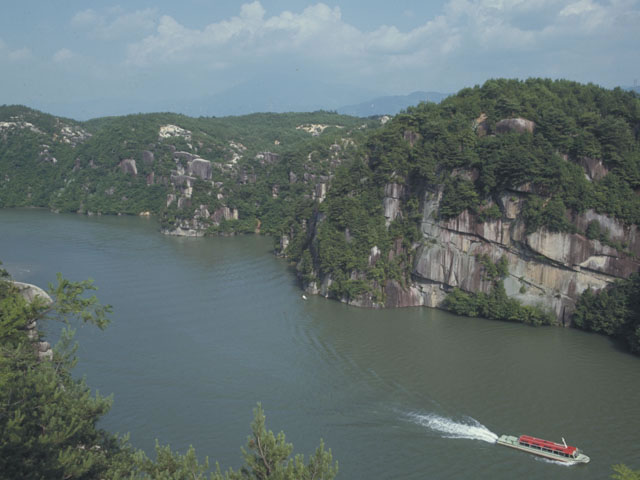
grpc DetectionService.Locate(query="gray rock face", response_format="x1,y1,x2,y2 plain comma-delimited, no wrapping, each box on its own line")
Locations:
280,235,290,252
177,197,190,209
578,157,608,181
410,186,637,324
187,158,212,180
13,281,52,304
384,280,424,308
211,206,238,223
383,183,404,227
403,130,420,147
256,152,280,165
142,150,155,165
119,159,137,176
473,113,489,137
171,174,196,187
239,171,257,184
162,226,204,237
13,282,53,361
495,118,535,134
194,204,210,220
173,151,196,162
313,183,327,203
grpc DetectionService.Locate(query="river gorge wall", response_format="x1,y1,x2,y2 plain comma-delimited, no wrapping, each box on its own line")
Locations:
301,181,640,326
412,186,639,324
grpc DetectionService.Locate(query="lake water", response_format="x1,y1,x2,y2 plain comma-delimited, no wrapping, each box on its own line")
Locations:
1,209,639,479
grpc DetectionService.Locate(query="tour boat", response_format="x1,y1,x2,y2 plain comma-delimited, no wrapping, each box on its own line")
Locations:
497,434,590,463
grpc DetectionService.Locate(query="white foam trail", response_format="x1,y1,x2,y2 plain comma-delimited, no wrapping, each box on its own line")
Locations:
409,412,499,444
535,457,576,467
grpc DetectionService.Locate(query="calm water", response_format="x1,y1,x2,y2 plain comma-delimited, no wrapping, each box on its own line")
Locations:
1,209,639,479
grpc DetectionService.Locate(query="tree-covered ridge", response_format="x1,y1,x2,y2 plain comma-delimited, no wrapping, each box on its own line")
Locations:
0,105,379,235
0,265,337,479
288,79,640,324
368,78,640,227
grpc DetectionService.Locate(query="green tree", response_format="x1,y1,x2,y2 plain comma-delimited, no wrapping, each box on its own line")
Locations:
612,464,640,480
220,404,337,480
0,267,337,479
573,273,640,353
0,273,116,480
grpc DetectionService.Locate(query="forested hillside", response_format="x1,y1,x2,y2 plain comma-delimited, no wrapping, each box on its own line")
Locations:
282,79,640,351
0,106,378,237
2,79,640,351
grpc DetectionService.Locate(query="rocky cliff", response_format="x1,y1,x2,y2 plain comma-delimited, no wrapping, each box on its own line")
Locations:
301,179,640,324
410,186,639,324
293,80,640,326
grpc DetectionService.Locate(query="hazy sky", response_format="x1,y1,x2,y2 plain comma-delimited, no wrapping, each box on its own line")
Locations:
1,0,639,118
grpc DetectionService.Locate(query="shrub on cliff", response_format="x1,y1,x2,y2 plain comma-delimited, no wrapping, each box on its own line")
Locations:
444,283,554,326
572,273,640,354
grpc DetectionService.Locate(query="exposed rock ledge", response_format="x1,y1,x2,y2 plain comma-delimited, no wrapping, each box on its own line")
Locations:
161,227,205,237
302,182,639,326
408,186,639,324
12,281,54,361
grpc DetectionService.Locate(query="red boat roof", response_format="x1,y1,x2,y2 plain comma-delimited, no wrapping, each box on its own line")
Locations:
518,435,577,455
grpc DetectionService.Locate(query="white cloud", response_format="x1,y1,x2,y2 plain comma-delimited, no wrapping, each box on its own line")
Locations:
71,7,158,40
8,47,32,61
126,1,595,69
71,9,100,28
53,48,75,63
0,39,32,62
66,1,640,93
560,0,601,17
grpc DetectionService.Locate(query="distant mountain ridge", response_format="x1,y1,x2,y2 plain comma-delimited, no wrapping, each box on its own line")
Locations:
36,75,385,120
34,79,448,121
337,91,450,117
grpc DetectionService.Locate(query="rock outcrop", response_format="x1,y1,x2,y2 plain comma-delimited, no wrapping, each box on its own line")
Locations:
383,183,404,227
13,282,54,361
119,159,137,176
142,150,155,165
495,118,535,134
300,178,639,324
578,157,608,181
187,158,212,181
406,186,639,324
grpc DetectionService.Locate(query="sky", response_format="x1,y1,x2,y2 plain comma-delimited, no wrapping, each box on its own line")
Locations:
1,0,639,119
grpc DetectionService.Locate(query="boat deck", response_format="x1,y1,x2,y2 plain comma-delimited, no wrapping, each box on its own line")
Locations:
497,434,590,464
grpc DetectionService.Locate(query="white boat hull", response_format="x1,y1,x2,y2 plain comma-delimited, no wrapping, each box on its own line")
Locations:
497,435,590,464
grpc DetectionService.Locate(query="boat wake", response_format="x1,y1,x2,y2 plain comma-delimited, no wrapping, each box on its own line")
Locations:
408,412,498,444
535,457,577,467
